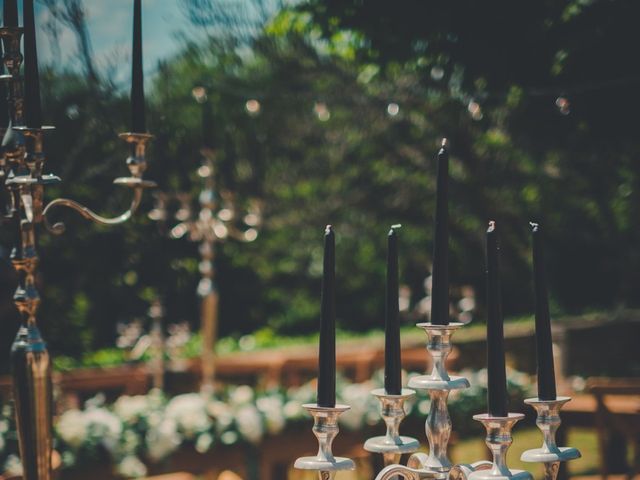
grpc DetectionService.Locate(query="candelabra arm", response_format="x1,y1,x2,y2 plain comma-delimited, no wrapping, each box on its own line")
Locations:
520,397,580,480
41,132,156,235
43,186,144,234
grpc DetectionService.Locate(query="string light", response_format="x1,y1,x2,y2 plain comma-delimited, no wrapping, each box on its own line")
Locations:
314,102,330,121
192,86,208,104
245,99,261,116
555,96,570,115
467,100,483,120
386,102,400,117
430,66,445,81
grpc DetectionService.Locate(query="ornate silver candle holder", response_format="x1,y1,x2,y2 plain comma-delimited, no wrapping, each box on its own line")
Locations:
364,388,420,466
406,322,470,475
520,397,581,480
468,413,532,480
294,403,356,479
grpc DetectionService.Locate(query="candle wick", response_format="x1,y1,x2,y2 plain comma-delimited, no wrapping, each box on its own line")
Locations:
488,220,496,232
529,221,539,231
325,224,333,234
441,137,448,148
391,224,402,230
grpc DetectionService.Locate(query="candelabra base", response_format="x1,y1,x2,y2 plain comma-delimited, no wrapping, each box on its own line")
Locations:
294,404,356,476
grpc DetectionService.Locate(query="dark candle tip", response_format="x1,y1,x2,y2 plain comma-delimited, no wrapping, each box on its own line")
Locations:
325,225,333,235
488,220,496,233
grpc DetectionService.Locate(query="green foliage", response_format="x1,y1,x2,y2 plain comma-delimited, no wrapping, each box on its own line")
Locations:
2,1,639,367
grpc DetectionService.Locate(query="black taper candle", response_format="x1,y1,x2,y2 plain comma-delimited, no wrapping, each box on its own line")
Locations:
384,225,402,395
431,138,450,325
317,225,336,407
3,0,18,27
23,0,42,128
131,0,145,133
0,43,8,129
531,222,557,400
486,221,508,417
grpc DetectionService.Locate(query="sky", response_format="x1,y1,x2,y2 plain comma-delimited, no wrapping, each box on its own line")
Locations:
36,0,194,85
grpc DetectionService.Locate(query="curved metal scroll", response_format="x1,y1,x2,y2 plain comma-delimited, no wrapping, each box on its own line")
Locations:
375,465,428,480
42,185,145,235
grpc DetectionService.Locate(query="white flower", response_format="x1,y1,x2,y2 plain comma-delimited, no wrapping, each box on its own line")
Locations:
0,419,9,433
229,385,254,406
235,405,263,443
256,396,285,435
0,433,5,454
165,394,211,439
195,433,213,453
283,401,304,420
56,409,88,448
220,430,238,445
145,418,181,462
84,408,123,453
207,401,233,432
117,455,147,478
114,395,149,423
338,383,372,431
4,454,22,477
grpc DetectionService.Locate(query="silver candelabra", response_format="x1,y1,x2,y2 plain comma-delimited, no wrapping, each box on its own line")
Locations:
294,321,581,480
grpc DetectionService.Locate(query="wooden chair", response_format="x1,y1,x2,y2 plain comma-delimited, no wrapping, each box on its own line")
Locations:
586,377,640,480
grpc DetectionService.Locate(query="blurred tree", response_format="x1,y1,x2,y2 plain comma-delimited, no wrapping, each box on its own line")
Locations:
1,0,639,372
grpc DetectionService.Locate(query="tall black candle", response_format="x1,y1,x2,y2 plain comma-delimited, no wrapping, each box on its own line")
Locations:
431,139,449,325
131,0,145,133
317,225,336,407
23,0,42,128
0,43,8,129
384,225,402,395
3,0,18,27
531,222,557,400
486,221,508,417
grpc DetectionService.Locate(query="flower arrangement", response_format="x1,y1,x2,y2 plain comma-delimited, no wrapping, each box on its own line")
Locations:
0,368,532,478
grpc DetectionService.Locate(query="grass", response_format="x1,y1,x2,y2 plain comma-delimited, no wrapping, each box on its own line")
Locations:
450,427,599,478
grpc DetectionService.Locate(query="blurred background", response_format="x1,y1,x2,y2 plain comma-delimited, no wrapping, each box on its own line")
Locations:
0,1,638,479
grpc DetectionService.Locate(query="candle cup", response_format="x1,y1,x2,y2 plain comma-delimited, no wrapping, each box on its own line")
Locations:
467,414,532,480
407,322,469,474
364,388,420,466
294,403,356,480
520,397,581,480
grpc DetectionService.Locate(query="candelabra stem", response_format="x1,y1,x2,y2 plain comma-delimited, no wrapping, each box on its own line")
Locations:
294,404,355,478
407,323,469,474
520,397,580,480
364,389,420,467
8,128,54,480
467,414,532,480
